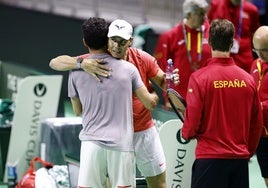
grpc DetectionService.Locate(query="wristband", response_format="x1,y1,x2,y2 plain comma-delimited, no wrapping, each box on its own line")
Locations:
76,58,83,69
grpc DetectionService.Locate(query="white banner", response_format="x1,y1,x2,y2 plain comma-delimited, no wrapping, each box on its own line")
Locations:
159,119,196,188
4,75,62,181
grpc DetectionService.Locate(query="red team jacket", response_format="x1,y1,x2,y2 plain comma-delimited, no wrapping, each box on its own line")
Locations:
154,20,211,100
251,58,268,137
208,0,260,72
182,57,263,159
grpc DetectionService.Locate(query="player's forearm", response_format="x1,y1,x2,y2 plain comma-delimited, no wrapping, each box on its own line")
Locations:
136,87,159,110
150,70,166,91
149,92,159,109
49,55,77,71
143,94,158,110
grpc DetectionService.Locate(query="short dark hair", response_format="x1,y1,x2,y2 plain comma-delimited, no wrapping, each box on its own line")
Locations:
82,17,108,50
209,19,235,52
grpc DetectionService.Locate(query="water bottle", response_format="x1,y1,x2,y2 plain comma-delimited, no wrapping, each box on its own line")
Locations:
166,58,174,89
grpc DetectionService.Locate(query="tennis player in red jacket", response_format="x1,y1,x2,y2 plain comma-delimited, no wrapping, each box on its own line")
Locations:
182,19,263,188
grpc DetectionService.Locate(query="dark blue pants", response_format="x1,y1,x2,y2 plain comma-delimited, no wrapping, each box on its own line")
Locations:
256,137,268,178
191,158,249,188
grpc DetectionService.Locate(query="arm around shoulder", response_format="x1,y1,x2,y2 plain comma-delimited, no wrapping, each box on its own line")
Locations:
49,55,78,71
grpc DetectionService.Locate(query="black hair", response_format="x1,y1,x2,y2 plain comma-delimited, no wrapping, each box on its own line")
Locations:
82,17,108,50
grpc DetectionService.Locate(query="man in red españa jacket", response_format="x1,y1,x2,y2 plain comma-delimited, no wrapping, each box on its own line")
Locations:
251,26,268,187
182,19,263,188
207,0,260,73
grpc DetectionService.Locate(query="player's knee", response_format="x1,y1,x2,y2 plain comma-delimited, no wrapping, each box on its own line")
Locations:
146,172,166,188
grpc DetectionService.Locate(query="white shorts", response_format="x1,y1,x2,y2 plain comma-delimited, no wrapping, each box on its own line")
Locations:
134,126,166,177
78,141,135,188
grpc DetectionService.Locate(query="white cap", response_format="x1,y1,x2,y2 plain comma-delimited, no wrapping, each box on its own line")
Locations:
108,19,133,40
